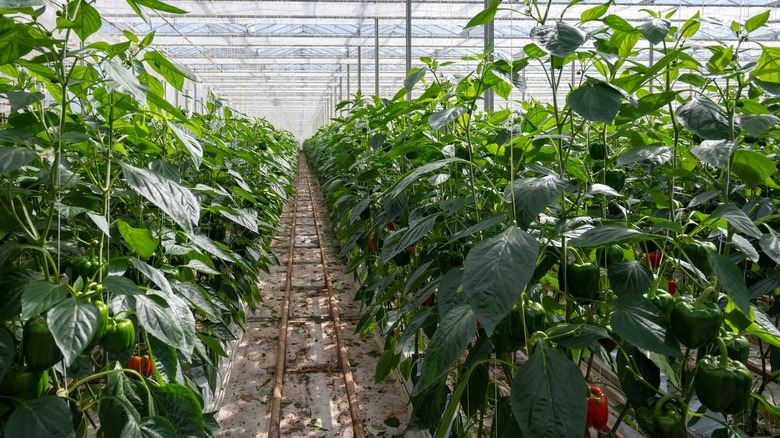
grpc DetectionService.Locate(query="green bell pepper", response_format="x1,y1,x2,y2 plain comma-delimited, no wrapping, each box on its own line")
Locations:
595,168,626,192
670,288,722,349
635,394,687,438
695,337,752,415
86,300,109,350
23,316,63,371
698,333,750,364
559,261,600,301
0,367,48,400
595,244,624,268
588,142,607,161
491,295,546,354
650,291,675,321
681,240,716,277
101,317,135,353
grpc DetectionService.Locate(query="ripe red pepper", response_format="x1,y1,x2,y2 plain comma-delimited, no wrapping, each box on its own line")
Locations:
387,221,396,231
369,235,376,251
667,279,676,295
586,386,608,430
125,355,154,379
645,251,663,269
422,294,435,307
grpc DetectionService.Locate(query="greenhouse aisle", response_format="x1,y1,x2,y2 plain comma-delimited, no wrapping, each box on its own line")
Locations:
215,156,415,437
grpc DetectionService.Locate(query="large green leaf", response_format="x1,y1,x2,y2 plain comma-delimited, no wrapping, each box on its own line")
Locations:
48,299,100,366
545,323,609,350
739,114,779,137
0,0,44,8
760,229,780,266
732,150,780,188
349,197,370,225
615,91,677,124
4,90,43,113
465,0,502,29
217,207,259,233
616,145,672,168
149,386,202,436
505,175,566,229
676,96,739,140
21,281,67,319
5,396,74,437
56,1,101,41
130,258,173,295
98,369,150,437
429,106,468,130
742,305,780,348
120,163,199,233
118,220,158,259
0,269,41,321
690,140,737,169
708,253,750,316
0,330,14,382
103,276,143,296
607,261,654,297
581,1,611,23
745,10,770,33
530,22,586,58
437,268,465,318
603,14,637,33
638,17,670,45
609,295,683,358
706,204,761,239
144,50,196,92
381,214,439,262
104,58,149,102
166,122,203,168
135,293,195,359
0,25,33,65
188,233,239,264
148,334,179,385
413,305,476,394
384,157,465,200
123,416,177,438
404,68,426,91
0,147,36,174
510,339,587,438
753,46,780,84
463,226,538,334
568,80,623,124
572,223,649,247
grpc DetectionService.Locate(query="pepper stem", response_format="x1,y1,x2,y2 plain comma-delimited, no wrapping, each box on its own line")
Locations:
653,393,686,417
715,336,730,365
694,286,717,306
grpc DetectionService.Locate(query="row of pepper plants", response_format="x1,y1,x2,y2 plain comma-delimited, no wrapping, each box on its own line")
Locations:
304,0,780,436
0,0,298,436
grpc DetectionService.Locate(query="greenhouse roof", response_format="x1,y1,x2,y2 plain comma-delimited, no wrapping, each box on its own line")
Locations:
93,0,780,139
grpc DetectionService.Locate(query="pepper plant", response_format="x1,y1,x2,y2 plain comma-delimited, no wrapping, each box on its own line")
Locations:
0,0,297,436
305,0,780,436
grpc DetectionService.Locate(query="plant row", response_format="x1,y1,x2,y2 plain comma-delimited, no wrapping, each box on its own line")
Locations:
0,0,298,436
304,1,780,436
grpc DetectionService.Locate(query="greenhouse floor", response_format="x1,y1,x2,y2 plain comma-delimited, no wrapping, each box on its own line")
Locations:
215,160,416,437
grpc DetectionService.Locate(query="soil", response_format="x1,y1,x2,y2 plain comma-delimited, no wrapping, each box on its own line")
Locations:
215,168,416,437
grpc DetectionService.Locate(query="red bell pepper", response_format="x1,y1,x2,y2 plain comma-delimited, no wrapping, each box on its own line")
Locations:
586,386,608,430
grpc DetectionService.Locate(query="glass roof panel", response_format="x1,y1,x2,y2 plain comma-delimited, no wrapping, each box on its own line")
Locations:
93,0,780,139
